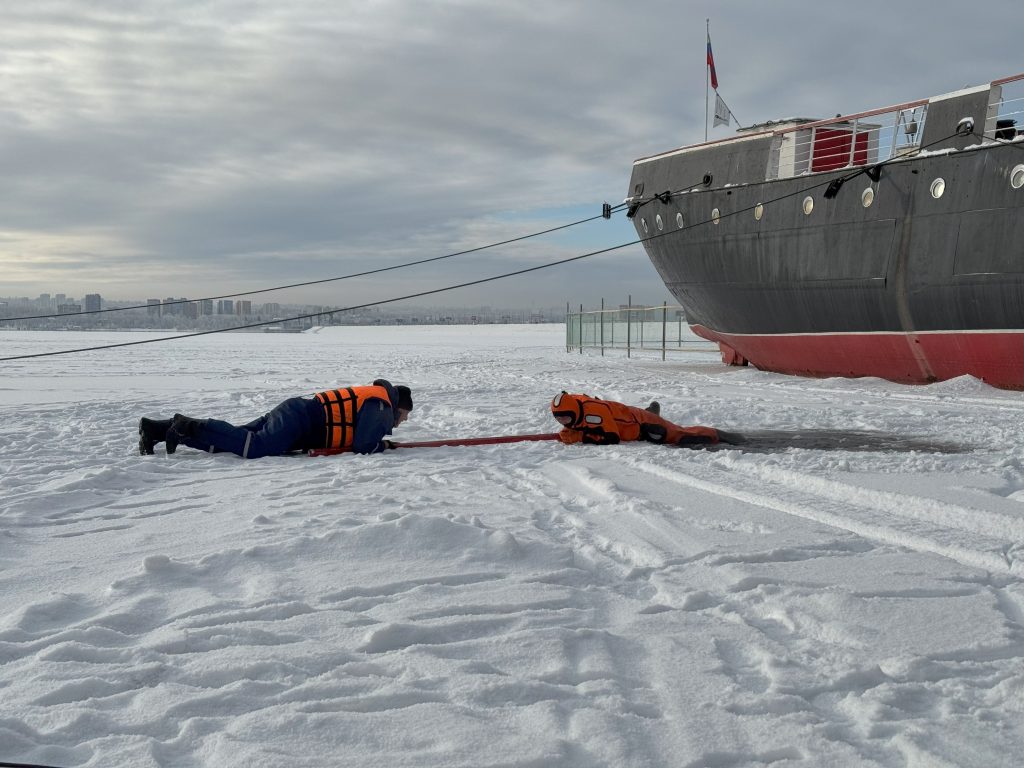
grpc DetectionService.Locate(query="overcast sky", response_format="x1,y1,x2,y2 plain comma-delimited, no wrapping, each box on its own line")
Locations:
3,0,1023,310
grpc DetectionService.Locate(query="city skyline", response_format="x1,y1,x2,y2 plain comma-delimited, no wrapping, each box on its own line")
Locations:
3,283,654,322
0,289,573,330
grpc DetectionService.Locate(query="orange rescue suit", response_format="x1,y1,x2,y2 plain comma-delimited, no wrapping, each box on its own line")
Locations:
551,392,720,447
314,384,392,450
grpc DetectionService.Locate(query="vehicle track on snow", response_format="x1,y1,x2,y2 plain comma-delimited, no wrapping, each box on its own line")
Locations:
624,456,1024,575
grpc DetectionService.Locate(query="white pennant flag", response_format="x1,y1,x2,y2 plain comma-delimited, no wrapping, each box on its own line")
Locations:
713,92,732,128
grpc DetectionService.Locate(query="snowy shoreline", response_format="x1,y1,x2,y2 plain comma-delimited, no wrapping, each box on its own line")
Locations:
2,325,1022,766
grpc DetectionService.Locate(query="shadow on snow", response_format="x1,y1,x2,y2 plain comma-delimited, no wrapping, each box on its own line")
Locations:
698,430,970,455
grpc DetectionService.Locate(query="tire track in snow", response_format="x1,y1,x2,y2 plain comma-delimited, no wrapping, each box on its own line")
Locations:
626,457,1021,575
537,454,1024,766
523,460,700,582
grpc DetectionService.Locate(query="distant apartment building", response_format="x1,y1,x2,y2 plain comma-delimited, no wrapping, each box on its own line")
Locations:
236,300,252,316
163,297,180,316
183,302,199,320
57,303,82,314
55,293,66,304
262,302,281,316
84,294,102,313
147,299,161,317
200,299,214,316
217,300,234,315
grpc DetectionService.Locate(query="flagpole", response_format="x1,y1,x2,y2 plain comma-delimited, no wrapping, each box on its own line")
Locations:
729,106,743,130
704,18,709,142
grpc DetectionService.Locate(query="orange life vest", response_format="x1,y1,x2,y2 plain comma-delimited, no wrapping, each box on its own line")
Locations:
314,385,392,450
550,392,719,446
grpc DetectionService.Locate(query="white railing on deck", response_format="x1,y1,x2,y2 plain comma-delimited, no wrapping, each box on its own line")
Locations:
991,75,1024,141
766,99,928,180
766,73,1024,181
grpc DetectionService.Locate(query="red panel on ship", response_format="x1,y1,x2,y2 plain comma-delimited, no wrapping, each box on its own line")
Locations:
811,128,869,171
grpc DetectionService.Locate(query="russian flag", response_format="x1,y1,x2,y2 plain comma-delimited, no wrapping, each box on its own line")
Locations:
706,33,718,90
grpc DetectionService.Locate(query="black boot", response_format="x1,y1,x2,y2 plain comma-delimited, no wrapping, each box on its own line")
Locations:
165,413,203,455
645,401,661,416
139,417,173,455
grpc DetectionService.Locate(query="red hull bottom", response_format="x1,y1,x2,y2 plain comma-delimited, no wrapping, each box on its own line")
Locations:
691,325,1024,390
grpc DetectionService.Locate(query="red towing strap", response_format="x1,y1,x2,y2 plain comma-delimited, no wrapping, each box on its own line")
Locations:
309,432,561,457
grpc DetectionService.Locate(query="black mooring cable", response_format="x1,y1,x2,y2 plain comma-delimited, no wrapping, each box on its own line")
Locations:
0,208,626,323
1,130,968,363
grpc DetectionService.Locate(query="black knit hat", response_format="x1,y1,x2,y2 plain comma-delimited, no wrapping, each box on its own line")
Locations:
395,385,413,411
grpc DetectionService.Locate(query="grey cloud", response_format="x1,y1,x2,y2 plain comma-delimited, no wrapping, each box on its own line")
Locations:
2,0,1022,306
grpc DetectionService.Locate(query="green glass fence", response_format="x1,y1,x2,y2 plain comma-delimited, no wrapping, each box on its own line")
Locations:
565,302,717,359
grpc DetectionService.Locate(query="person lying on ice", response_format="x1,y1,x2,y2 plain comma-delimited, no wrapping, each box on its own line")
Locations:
550,391,736,447
138,379,413,458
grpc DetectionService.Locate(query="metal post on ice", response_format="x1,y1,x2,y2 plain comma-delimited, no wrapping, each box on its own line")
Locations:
600,298,605,356
627,295,632,359
662,302,667,361
579,304,584,354
565,302,570,352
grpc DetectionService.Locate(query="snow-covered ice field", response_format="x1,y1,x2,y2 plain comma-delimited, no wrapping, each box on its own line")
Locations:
2,324,1023,767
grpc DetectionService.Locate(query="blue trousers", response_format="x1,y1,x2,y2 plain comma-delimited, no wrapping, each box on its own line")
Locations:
179,397,323,458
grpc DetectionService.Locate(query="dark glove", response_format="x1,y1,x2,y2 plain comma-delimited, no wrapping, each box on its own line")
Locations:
382,440,398,450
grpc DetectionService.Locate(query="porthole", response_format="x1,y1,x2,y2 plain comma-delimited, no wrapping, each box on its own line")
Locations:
802,196,814,215
641,217,649,234
676,212,684,229
1012,164,1024,189
754,203,764,221
861,188,874,207
930,178,945,199
711,208,721,225
656,214,664,231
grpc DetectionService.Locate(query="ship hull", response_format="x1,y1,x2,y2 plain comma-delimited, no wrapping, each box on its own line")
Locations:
691,325,1024,389
628,87,1024,388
